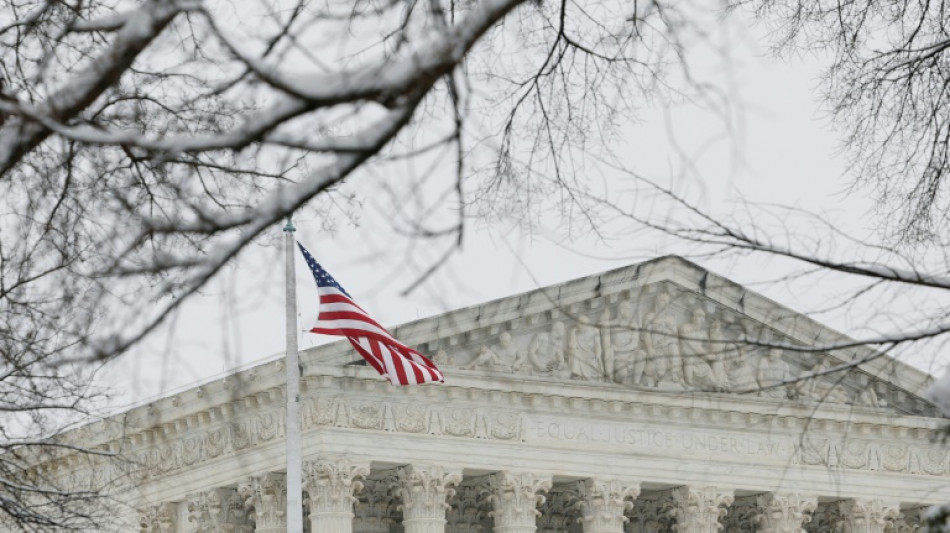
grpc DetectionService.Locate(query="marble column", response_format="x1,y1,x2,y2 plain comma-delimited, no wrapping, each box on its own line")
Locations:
669,486,734,533
487,471,553,533
186,487,253,532
576,479,640,533
139,502,177,533
755,493,817,533
356,478,396,533
303,457,370,533
239,472,288,533
393,465,462,533
838,499,900,533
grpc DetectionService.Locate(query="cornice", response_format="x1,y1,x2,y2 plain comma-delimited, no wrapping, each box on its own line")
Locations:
57,353,943,459
44,363,949,497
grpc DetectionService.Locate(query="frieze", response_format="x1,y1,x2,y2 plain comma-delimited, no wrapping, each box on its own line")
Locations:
526,417,791,459
524,416,949,476
54,391,950,494
72,405,290,488
303,396,527,442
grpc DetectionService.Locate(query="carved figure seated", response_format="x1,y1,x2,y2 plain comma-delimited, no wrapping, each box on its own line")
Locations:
727,347,758,393
496,332,522,369
679,309,719,389
856,385,883,408
757,348,792,399
796,359,850,404
431,349,449,367
527,322,568,375
464,345,504,371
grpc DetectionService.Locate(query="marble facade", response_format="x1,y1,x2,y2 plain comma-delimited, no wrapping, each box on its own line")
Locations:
24,256,950,532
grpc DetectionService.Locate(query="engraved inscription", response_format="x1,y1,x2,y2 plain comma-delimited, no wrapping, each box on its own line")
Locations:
526,418,789,458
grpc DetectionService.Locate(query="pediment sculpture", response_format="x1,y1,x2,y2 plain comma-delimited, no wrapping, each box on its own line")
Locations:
429,281,927,416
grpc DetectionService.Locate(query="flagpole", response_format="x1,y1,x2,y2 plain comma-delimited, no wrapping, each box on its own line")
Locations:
284,216,304,531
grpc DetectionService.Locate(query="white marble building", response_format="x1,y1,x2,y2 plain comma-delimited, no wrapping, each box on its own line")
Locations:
44,256,950,532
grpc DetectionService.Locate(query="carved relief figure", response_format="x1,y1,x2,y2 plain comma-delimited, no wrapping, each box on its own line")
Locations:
527,321,568,375
727,345,758,393
797,359,850,404
496,332,521,368
598,308,614,381
568,316,604,380
705,317,730,388
602,299,647,385
757,349,791,399
465,345,504,371
640,288,679,387
856,380,884,408
679,308,719,389
431,349,449,368
465,332,521,371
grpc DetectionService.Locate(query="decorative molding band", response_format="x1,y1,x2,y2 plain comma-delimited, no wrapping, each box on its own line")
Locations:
55,394,950,496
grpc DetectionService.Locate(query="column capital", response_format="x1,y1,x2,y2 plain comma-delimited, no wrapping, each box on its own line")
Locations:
303,457,370,513
139,502,177,533
487,471,553,533
393,464,462,533
239,472,288,533
303,457,370,533
185,488,252,533
838,499,900,533
893,508,925,533
755,492,818,533
576,478,640,533
670,486,734,533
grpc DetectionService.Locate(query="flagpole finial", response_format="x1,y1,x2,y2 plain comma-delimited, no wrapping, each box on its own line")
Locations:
283,215,296,233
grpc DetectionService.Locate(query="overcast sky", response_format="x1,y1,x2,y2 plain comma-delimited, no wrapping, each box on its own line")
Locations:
100,9,930,407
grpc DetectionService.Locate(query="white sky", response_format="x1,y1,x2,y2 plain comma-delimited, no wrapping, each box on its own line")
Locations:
101,8,944,408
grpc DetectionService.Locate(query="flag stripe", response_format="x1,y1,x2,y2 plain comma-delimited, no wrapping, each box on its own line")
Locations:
298,242,443,386
317,311,391,334
318,290,369,313
311,325,408,349
349,337,388,377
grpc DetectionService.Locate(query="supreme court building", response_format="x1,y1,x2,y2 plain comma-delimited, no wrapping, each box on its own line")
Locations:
41,256,950,532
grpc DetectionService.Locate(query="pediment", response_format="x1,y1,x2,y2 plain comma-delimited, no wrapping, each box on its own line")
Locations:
316,256,938,418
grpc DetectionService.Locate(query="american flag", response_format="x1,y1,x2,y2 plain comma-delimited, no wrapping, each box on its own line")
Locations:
298,243,444,385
